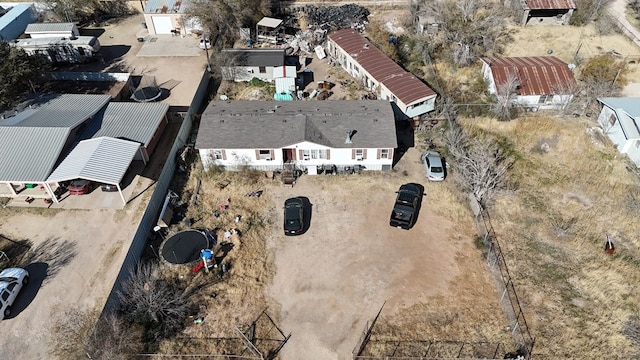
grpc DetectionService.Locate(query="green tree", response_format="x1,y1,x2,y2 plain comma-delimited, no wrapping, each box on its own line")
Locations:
0,42,50,109
44,0,131,24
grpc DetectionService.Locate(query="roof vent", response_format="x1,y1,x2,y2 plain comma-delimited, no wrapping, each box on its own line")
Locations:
363,44,369,49
373,118,378,122
345,129,357,144
220,119,225,123
282,119,287,123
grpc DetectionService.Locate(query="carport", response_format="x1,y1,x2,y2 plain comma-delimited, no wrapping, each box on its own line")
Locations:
46,137,146,206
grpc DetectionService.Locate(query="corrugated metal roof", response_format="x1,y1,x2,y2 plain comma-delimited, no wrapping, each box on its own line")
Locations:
79,102,169,146
144,0,191,14
5,94,111,128
0,3,32,28
525,0,577,10
47,137,140,184
197,100,397,149
328,28,436,106
25,22,76,33
275,77,295,94
222,49,285,67
0,127,70,182
481,56,576,96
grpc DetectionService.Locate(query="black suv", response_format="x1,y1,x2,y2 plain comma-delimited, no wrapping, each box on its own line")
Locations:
283,197,304,235
389,183,424,230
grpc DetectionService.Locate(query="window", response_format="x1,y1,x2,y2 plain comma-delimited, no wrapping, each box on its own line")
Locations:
258,149,271,160
609,114,617,126
1,291,7,301
213,150,223,160
302,149,327,160
538,95,552,104
259,66,266,73
380,149,389,159
355,149,364,160
636,140,640,149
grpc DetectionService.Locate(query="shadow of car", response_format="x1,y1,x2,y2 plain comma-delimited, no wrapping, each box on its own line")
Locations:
284,197,304,236
67,179,93,195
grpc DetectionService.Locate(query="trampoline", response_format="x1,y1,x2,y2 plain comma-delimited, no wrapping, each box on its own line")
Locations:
160,229,209,264
131,74,162,102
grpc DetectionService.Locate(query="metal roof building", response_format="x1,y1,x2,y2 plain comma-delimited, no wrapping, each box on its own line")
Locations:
221,49,286,67
46,137,144,205
0,126,70,182
1,94,111,128
80,102,170,146
480,56,576,96
25,22,79,38
327,28,437,118
0,3,35,41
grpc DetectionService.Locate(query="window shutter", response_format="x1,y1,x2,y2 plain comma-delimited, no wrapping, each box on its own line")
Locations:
326,149,331,160
255,150,260,159
363,149,367,160
222,150,227,160
352,149,356,159
270,150,275,159
299,149,304,160
377,149,381,159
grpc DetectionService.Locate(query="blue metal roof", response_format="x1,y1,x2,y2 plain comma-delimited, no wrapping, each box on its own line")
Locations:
599,98,640,117
0,3,35,41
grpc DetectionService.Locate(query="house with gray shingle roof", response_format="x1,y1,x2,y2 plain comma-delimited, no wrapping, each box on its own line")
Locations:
597,98,640,167
196,100,397,172
326,28,437,120
480,56,577,110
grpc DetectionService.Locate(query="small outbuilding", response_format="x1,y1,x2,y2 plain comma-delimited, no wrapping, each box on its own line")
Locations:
220,48,285,82
514,0,577,25
256,17,285,45
25,22,80,38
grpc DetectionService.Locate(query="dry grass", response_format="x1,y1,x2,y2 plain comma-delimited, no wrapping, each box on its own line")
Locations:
157,167,279,355
460,115,640,358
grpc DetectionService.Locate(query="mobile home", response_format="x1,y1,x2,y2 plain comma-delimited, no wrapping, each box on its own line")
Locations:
12,36,100,64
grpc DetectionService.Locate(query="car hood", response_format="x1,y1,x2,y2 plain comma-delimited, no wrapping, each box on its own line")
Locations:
0,267,27,279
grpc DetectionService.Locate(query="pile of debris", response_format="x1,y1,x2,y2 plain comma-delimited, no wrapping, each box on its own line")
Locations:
285,4,370,32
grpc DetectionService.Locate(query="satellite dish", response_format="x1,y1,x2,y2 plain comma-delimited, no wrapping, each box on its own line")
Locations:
220,94,229,101
568,63,576,70
547,49,553,54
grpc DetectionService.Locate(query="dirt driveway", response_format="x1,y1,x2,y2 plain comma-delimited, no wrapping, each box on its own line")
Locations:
266,148,509,359
0,196,146,358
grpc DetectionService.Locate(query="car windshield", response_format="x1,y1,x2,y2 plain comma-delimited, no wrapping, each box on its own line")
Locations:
70,180,86,186
431,166,444,173
0,277,16,282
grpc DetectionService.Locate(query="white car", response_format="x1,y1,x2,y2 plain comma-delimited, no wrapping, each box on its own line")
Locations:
0,267,29,319
421,151,446,182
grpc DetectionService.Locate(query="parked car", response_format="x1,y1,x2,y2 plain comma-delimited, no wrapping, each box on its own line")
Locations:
421,151,445,182
0,267,29,320
389,183,424,230
67,179,92,195
283,197,304,235
100,183,118,192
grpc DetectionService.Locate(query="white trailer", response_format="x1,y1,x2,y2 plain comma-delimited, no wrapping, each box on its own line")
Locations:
12,36,100,63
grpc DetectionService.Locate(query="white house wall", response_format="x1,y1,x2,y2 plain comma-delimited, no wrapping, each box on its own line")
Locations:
199,142,394,171
221,66,274,82
597,106,638,157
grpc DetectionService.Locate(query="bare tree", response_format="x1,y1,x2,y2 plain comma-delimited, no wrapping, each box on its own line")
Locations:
550,79,582,116
417,0,510,66
185,0,270,48
445,123,513,207
491,72,520,121
50,309,141,360
118,262,192,336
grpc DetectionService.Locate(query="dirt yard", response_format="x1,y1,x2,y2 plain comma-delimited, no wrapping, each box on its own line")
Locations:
266,148,514,358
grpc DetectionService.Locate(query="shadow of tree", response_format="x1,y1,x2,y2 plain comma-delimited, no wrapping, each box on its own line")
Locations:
0,234,33,267
22,238,77,284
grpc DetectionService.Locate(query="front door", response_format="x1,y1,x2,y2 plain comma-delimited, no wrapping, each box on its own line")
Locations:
283,149,295,163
